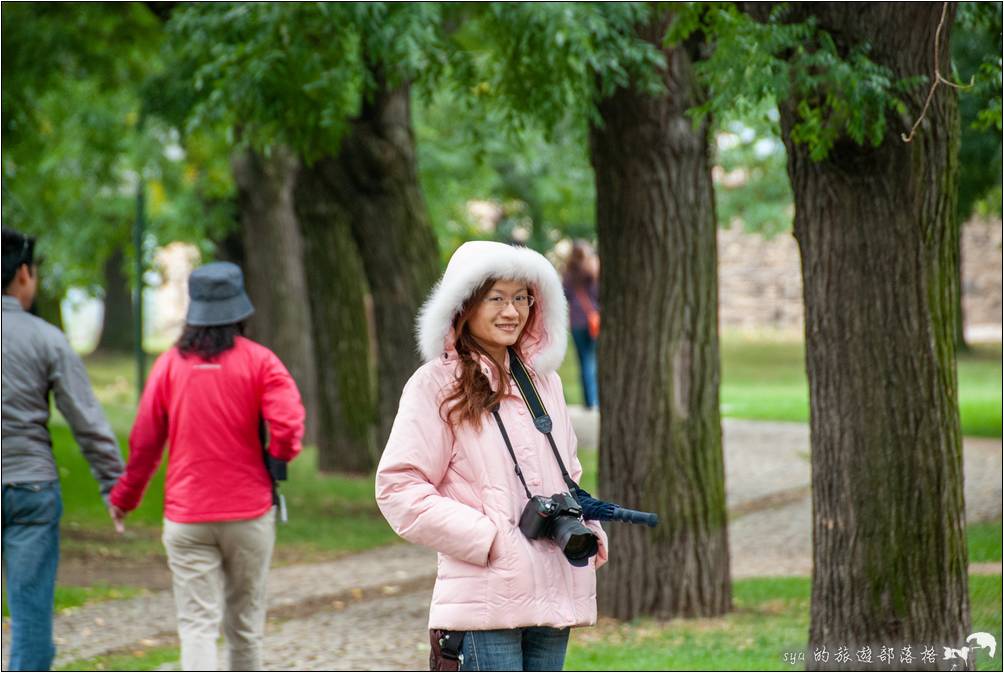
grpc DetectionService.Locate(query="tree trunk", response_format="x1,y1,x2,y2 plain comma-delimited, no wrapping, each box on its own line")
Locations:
591,16,731,620
295,158,378,473
96,249,135,353
213,224,245,267
770,5,969,668
231,147,319,447
325,76,441,451
953,222,969,353
32,281,63,331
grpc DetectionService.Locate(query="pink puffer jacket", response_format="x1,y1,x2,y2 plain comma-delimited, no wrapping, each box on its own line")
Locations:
375,241,608,631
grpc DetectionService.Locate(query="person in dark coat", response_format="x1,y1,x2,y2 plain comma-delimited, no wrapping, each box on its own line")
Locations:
562,240,600,410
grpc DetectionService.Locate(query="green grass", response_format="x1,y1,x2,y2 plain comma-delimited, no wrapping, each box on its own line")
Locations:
566,575,1003,671
720,337,1002,438
969,520,1004,563
53,422,168,559
50,584,145,612
275,446,399,557
560,334,1002,438
2,583,145,619
557,348,586,406
56,645,180,672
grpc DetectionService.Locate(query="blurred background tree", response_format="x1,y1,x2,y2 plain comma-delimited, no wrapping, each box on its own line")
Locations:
416,92,597,255
1,3,231,348
163,3,454,469
952,2,1003,352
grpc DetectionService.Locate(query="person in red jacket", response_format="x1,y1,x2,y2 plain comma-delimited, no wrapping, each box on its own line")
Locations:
109,262,305,671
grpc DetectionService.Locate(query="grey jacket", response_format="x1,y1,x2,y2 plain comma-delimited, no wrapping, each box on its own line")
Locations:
2,295,123,496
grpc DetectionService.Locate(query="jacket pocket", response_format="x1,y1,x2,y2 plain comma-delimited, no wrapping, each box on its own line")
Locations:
487,522,522,574
438,552,484,579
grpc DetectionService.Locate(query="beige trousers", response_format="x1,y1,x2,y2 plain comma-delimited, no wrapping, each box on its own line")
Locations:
162,509,276,671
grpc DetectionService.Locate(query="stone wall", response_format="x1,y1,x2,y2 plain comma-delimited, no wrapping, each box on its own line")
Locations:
128,218,1004,347
961,217,1003,339
717,217,1003,340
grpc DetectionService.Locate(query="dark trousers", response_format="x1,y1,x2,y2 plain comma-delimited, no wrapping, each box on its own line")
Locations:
571,327,598,409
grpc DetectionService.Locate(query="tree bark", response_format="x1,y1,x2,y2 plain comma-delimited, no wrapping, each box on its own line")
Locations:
295,158,378,473
766,4,969,668
231,147,319,447
953,223,968,353
591,16,731,620
322,76,441,452
96,249,135,353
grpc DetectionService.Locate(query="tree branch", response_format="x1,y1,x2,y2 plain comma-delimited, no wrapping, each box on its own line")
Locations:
901,2,973,143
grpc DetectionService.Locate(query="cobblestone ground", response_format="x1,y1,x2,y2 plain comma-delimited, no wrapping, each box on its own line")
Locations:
261,589,432,671
3,416,999,670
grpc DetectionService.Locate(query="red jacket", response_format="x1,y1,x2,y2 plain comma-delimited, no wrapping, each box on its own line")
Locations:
110,336,305,523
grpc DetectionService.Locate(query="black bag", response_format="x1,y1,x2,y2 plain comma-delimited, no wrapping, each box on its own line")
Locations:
259,416,288,523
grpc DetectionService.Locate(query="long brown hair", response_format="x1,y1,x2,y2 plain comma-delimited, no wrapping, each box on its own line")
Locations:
562,240,598,288
439,278,537,429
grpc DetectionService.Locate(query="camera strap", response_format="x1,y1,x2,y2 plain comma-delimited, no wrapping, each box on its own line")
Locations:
490,347,579,493
491,406,533,499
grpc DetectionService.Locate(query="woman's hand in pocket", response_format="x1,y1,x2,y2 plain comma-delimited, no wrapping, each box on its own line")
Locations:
487,521,520,570
488,525,506,565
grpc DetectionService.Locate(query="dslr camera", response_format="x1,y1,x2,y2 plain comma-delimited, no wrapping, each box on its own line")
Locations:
518,492,598,567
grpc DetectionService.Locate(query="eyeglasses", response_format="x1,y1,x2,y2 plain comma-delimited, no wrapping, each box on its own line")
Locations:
483,294,535,311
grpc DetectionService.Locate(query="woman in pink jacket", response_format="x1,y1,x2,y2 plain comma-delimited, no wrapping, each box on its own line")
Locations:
376,241,607,671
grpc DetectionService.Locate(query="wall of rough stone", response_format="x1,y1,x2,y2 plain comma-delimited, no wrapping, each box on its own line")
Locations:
717,217,1003,340
961,217,1003,339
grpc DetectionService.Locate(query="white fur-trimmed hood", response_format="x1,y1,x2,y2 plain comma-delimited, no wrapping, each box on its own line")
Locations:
416,241,568,374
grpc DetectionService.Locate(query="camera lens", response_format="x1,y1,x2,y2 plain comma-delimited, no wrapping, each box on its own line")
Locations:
551,516,598,567
563,533,594,556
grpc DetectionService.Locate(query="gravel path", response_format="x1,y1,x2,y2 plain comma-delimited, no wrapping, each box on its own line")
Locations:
3,415,999,670
7,544,437,668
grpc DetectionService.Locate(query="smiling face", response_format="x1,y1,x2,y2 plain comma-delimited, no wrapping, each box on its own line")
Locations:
467,279,532,363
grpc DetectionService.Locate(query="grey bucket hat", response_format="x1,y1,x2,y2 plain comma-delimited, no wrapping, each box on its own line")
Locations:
186,262,255,327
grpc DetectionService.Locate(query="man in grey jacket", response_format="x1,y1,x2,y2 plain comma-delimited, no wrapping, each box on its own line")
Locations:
2,228,125,671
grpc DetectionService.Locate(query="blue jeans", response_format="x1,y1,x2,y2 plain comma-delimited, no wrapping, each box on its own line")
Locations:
571,327,598,409
2,481,62,671
460,627,570,671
